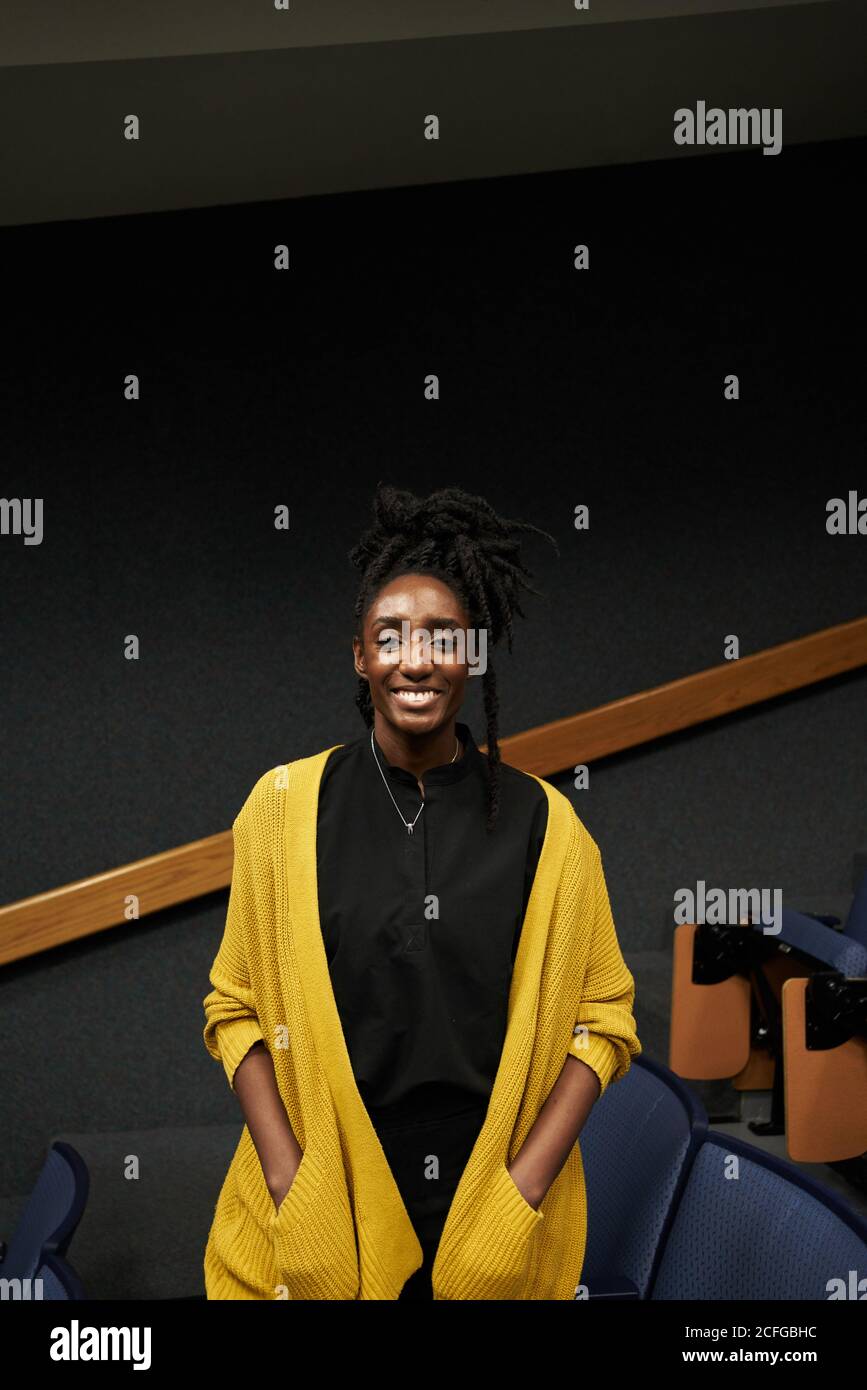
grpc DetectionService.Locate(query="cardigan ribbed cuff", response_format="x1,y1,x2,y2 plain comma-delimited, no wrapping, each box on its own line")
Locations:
216,1016,265,1090
568,1029,621,1096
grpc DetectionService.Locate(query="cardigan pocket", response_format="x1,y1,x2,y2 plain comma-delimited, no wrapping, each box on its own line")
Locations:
432,1160,544,1300
267,1144,360,1300
500,1162,546,1230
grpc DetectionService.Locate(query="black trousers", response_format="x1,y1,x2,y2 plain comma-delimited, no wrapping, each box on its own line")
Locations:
368,1097,489,1302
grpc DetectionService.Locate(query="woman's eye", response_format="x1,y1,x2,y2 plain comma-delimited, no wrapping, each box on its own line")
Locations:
376,634,459,652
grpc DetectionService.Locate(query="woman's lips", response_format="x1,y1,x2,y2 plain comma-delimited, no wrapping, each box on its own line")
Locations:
389,688,443,707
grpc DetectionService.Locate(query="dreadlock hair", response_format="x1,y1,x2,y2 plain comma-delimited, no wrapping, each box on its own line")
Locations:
348,482,559,833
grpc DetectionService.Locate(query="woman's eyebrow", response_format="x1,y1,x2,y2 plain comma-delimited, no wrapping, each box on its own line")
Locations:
372,614,465,629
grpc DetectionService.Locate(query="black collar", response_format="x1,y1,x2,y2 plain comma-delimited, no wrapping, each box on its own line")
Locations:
370,720,482,787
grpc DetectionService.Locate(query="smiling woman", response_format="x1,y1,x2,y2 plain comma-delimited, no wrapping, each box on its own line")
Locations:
202,482,642,1300
348,483,558,828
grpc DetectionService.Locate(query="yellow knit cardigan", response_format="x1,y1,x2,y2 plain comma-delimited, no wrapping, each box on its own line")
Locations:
202,746,641,1300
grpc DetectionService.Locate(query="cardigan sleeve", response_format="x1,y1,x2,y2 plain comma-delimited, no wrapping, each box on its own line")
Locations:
203,806,266,1091
566,838,641,1097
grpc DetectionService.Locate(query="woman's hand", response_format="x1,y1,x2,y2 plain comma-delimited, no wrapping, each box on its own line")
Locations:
505,1159,543,1211
268,1158,301,1213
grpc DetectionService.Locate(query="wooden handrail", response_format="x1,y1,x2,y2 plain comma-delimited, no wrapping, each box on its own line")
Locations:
496,615,867,775
0,832,234,968
2,615,865,967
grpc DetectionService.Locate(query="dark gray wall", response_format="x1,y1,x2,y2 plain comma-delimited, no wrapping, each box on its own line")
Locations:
1,138,865,1197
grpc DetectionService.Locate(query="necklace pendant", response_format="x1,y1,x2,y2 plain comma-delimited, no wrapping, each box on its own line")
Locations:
407,823,413,837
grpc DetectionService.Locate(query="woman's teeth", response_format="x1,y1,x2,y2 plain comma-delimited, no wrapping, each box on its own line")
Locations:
391,689,441,704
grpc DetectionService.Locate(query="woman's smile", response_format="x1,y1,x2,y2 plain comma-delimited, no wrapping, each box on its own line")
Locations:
389,687,443,707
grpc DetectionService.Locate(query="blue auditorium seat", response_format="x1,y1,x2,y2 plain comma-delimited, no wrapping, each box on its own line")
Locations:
649,1130,867,1299
751,867,867,973
579,1055,708,1299
0,1140,89,1286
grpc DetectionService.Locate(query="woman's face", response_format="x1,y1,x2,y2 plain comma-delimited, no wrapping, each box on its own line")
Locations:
353,573,473,738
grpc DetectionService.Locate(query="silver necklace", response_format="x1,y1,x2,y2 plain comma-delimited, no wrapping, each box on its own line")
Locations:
370,728,460,836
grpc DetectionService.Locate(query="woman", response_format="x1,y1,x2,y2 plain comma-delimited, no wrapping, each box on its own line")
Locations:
203,483,641,1300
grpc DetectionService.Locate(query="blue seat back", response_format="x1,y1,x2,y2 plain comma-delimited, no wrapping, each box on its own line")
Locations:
756,908,867,976
651,1130,867,1299
2,1141,89,1281
579,1055,707,1297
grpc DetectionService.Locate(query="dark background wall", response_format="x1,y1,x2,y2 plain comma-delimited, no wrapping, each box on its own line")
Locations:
1,138,865,1207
